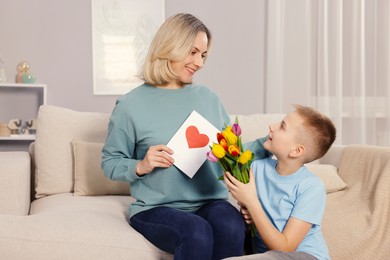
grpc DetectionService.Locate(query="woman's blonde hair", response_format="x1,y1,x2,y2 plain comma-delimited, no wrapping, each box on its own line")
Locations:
141,13,212,86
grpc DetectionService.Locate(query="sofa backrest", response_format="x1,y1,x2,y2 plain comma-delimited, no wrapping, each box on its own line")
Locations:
229,114,285,143
32,105,285,199
34,105,110,198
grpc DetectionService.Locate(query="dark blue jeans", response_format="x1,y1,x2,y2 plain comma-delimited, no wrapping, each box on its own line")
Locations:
130,200,246,260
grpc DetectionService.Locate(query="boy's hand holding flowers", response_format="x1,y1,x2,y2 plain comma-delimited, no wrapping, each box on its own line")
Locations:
224,170,258,224
206,117,257,235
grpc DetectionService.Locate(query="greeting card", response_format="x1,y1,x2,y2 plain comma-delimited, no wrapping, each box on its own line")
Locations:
167,111,220,178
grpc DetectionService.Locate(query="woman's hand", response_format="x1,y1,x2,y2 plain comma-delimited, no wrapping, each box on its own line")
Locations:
136,145,174,176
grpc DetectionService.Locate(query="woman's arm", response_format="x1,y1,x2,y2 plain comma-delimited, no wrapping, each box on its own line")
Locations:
101,119,140,183
101,102,174,182
101,123,174,182
243,136,272,160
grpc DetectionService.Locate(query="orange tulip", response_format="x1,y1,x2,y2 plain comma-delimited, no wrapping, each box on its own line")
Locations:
220,138,228,151
228,144,240,156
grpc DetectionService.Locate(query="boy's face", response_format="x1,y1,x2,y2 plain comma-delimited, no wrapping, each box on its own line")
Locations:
263,111,305,159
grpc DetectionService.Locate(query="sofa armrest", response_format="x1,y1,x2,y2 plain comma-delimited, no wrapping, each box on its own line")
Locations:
0,152,31,215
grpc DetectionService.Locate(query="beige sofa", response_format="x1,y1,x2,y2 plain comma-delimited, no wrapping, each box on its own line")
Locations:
0,105,389,260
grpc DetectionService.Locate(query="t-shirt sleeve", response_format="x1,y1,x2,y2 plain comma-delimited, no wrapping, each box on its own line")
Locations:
291,178,327,225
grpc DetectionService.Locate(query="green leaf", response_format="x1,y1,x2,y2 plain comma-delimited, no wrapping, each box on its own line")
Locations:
237,136,243,151
218,158,231,173
225,152,238,161
232,164,243,182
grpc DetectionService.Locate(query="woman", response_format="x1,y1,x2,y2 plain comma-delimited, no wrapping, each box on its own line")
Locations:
101,13,268,260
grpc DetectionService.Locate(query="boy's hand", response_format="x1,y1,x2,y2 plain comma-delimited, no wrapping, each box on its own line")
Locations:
238,202,254,224
224,169,258,208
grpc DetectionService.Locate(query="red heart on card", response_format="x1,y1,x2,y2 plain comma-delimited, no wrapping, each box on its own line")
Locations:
186,125,210,149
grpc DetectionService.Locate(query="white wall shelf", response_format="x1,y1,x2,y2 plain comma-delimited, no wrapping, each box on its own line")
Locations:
0,83,46,142
0,83,47,103
0,134,36,141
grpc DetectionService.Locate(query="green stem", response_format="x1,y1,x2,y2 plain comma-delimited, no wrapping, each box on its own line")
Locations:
250,224,257,237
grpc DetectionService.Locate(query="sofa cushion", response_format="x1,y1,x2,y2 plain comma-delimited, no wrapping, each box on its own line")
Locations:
305,164,347,193
34,105,110,198
0,194,173,260
72,140,130,196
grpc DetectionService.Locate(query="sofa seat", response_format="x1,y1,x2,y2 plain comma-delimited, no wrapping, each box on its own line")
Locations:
0,194,173,260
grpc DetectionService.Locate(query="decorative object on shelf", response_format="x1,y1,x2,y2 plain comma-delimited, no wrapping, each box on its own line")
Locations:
8,118,22,134
22,73,36,83
25,119,37,134
0,123,11,136
15,61,37,84
15,61,29,83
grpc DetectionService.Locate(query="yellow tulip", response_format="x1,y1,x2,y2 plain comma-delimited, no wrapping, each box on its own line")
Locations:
238,150,253,164
222,126,238,145
212,143,226,159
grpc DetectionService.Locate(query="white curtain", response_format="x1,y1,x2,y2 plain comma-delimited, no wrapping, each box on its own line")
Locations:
264,0,390,146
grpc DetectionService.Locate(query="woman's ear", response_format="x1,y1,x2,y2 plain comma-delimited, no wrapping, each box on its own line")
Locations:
289,144,305,158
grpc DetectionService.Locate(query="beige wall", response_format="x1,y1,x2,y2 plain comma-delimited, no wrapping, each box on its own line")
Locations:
0,0,266,115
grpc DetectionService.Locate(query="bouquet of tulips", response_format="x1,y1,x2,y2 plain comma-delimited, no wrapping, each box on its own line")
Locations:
206,116,254,182
206,117,256,236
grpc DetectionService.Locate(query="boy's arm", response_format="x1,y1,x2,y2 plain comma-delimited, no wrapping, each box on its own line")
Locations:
224,170,312,252
247,200,312,252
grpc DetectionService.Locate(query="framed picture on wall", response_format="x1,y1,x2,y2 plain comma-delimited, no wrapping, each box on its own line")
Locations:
92,0,165,95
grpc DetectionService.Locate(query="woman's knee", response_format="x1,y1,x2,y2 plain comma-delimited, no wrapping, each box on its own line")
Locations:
202,201,245,234
175,216,214,259
181,217,213,246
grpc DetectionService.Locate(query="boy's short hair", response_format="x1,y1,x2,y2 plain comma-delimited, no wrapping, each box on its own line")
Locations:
295,105,336,162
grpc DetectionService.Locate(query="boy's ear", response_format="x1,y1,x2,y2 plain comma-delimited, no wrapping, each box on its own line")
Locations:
289,144,305,158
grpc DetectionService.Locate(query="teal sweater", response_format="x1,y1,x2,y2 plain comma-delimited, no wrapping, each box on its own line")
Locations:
101,84,269,218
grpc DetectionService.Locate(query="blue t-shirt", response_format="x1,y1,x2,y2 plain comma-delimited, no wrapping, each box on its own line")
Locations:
251,158,330,260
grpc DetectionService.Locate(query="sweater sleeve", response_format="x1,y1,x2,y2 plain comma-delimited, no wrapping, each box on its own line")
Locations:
243,136,272,160
101,100,142,183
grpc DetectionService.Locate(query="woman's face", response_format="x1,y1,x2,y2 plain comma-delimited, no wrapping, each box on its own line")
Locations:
170,31,208,87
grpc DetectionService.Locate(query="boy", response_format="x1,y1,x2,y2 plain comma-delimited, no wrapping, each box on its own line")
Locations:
224,105,336,260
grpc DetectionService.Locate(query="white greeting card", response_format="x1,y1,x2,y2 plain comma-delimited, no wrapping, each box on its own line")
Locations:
167,111,219,178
